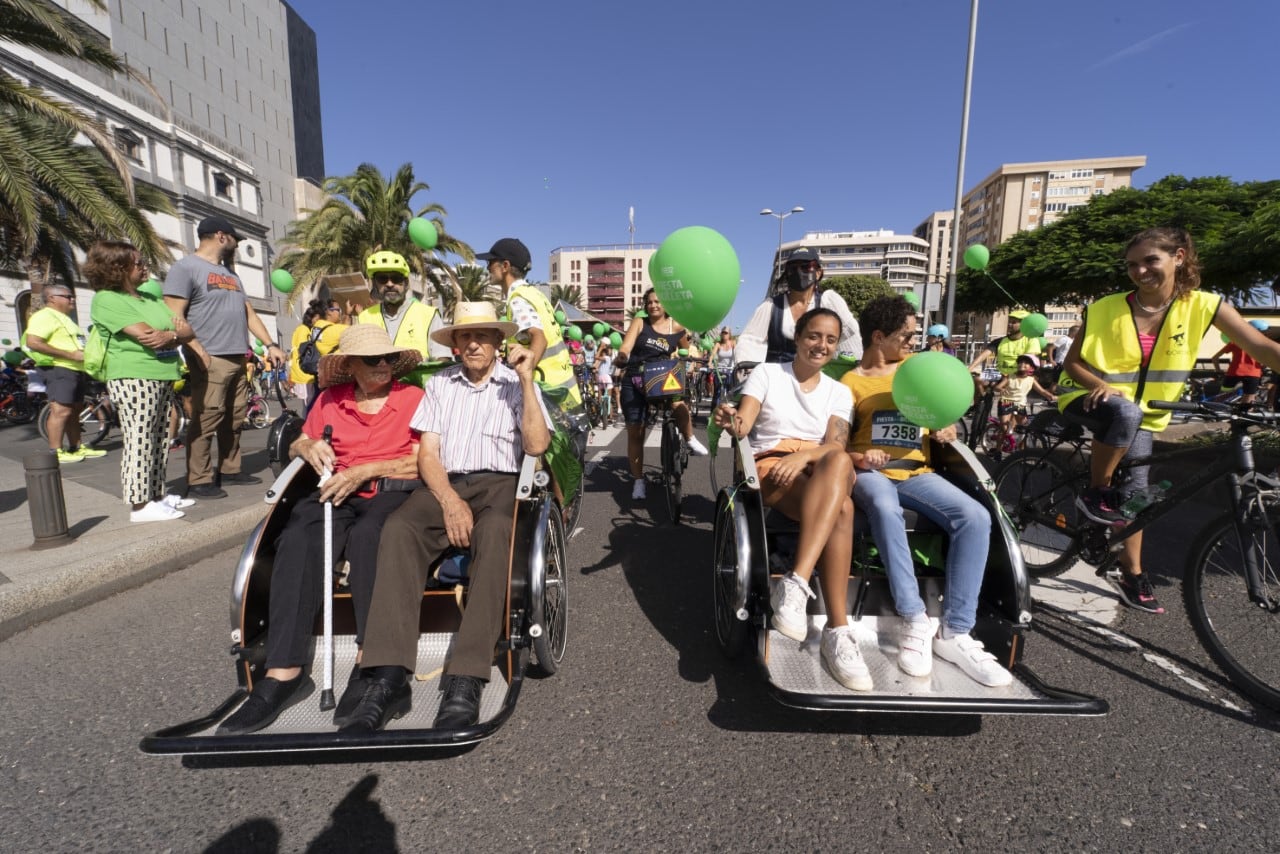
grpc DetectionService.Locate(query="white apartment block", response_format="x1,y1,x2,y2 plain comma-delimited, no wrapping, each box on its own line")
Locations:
773,230,930,302
550,244,658,328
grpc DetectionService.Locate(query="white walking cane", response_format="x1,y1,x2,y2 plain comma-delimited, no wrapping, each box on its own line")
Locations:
318,425,336,712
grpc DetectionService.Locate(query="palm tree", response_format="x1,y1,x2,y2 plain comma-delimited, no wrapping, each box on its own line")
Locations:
549,283,584,309
433,264,497,320
0,0,156,292
276,162,472,307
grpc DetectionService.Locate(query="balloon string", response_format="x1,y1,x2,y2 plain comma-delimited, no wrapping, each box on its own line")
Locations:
983,272,1025,312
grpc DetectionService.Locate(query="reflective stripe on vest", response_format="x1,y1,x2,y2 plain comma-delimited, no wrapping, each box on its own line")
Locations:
508,285,582,406
1058,290,1221,431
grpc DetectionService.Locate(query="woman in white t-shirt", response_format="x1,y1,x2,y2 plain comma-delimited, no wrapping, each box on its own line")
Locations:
713,308,869,692
594,341,615,424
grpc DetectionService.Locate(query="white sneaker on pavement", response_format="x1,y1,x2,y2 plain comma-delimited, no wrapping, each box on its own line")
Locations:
163,493,196,509
769,572,813,641
686,435,709,456
898,615,934,677
631,478,646,500
932,630,1013,687
821,625,874,691
130,500,185,523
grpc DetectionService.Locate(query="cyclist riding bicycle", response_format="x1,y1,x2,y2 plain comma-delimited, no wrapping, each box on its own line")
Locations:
617,289,708,500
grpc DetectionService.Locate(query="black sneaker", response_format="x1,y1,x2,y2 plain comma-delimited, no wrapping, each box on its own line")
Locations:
1076,487,1128,527
1115,572,1165,614
189,483,228,499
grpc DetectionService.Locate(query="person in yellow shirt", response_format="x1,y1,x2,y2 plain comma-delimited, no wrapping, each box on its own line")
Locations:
353,251,449,386
22,285,107,462
289,298,344,407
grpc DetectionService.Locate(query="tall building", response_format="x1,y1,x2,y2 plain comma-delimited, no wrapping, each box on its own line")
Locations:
549,244,658,328
772,230,930,302
913,210,955,289
0,0,323,341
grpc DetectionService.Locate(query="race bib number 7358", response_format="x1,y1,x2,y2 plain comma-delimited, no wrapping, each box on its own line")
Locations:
870,411,922,450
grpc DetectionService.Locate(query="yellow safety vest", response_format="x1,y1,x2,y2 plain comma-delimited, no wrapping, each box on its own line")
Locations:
1058,290,1221,432
357,299,437,387
508,284,582,408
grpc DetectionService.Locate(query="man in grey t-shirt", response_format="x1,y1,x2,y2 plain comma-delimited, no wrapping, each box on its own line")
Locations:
164,215,285,499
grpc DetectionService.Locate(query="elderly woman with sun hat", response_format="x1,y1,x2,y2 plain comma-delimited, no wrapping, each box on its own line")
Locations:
219,323,425,734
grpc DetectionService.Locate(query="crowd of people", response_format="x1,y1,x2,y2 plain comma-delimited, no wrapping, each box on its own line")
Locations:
14,223,1266,718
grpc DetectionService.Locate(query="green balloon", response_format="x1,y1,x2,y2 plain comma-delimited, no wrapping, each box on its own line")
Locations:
651,226,741,332
252,341,265,356
963,244,990,271
635,310,648,319
609,332,623,348
566,325,583,341
138,277,163,298
903,291,921,310
677,348,688,357
1,339,10,346
3,350,24,366
1021,312,1049,338
592,322,606,338
270,269,295,293
892,352,974,430
554,310,567,324
585,335,595,343
407,217,438,250
1221,331,1231,344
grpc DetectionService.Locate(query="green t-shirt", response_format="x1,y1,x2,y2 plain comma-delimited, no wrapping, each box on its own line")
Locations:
90,290,183,381
24,307,85,371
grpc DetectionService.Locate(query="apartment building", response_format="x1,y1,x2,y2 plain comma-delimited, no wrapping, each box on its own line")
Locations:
772,230,930,304
549,244,658,328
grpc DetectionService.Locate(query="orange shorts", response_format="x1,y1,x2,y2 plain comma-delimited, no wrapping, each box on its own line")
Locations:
754,438,820,482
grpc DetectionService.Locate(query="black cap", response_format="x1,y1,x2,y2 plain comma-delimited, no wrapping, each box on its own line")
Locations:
475,238,531,273
784,246,821,265
196,215,243,241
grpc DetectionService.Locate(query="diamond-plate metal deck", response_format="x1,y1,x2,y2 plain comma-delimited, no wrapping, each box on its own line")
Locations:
199,634,510,736
765,616,1042,700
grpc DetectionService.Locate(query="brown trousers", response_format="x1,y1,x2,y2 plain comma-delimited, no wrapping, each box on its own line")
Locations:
185,354,248,486
361,473,517,680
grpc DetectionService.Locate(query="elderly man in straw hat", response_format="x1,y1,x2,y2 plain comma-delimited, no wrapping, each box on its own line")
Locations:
219,324,425,734
340,302,553,733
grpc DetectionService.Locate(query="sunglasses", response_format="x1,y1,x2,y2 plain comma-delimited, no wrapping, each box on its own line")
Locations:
788,261,821,272
359,354,395,366
372,273,407,285
325,305,341,313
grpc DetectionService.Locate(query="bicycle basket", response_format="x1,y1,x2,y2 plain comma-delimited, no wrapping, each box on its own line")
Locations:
1026,408,1083,441
643,359,686,400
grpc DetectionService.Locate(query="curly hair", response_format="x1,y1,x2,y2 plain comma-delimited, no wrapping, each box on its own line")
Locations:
81,241,140,292
1125,226,1202,299
858,295,914,349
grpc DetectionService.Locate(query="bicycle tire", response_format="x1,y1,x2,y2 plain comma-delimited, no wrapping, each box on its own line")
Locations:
992,449,1083,577
660,417,683,524
36,402,52,441
980,419,1005,458
81,398,112,447
712,492,749,658
3,395,35,425
1183,508,1280,711
247,401,270,429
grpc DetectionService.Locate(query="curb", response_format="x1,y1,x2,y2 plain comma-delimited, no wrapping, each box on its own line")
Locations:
0,504,263,642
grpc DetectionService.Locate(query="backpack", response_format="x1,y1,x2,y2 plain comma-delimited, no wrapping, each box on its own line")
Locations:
297,326,324,377
82,325,109,381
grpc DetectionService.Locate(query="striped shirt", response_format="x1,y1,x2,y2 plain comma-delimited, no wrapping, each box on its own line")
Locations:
413,361,551,474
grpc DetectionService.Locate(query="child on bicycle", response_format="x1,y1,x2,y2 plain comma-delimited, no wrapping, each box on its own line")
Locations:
994,355,1056,444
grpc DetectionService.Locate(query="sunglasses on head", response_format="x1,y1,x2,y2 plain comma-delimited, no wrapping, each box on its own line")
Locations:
372,272,406,285
359,354,395,366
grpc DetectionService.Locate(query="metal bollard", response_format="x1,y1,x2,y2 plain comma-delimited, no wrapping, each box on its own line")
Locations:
24,451,74,549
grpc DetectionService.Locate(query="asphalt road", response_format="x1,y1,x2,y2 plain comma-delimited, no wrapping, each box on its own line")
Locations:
1,424,1277,852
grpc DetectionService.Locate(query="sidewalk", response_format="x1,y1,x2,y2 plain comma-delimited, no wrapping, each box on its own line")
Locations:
0,419,278,641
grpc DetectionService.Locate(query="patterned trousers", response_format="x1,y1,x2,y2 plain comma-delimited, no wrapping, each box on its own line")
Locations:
108,377,173,505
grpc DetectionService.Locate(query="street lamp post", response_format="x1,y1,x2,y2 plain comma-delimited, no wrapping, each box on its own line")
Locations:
760,206,804,295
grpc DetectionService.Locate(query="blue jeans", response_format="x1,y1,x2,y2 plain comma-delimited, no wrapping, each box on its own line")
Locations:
853,470,991,634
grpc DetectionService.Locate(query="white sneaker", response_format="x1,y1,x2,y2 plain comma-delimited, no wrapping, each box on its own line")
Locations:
163,493,196,509
933,630,1013,687
686,435,709,456
631,478,647,500
769,572,813,641
821,625,874,691
130,500,185,523
898,615,934,677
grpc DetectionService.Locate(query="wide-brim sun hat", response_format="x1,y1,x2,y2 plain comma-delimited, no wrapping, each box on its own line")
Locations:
430,301,519,348
317,324,421,389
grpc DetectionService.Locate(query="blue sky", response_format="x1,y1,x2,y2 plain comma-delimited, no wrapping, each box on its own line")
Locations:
291,0,1279,331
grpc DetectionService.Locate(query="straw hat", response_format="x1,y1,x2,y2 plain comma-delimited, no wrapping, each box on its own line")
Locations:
317,324,422,389
430,301,518,348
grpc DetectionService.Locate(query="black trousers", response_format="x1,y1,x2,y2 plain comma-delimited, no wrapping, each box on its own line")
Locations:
265,489,410,669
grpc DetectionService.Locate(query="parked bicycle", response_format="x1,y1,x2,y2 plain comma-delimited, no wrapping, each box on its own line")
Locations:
37,382,117,447
992,399,1280,711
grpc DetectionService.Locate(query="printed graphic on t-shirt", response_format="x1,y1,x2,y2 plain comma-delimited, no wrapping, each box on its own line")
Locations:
870,410,922,450
206,273,242,292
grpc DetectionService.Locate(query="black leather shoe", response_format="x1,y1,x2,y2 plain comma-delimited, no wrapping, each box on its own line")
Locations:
217,674,313,735
337,676,411,733
433,674,484,729
220,472,263,485
189,483,228,499
332,663,371,728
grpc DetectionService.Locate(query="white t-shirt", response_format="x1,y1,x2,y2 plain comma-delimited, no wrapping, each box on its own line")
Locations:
1052,335,1073,365
740,362,852,454
736,289,863,364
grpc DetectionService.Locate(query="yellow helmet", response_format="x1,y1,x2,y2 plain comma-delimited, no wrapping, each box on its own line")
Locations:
365,251,410,279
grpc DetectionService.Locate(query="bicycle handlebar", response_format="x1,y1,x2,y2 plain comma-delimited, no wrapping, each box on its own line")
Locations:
1149,398,1280,424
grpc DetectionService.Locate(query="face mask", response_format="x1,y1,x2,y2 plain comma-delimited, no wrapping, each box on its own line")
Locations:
786,267,819,291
